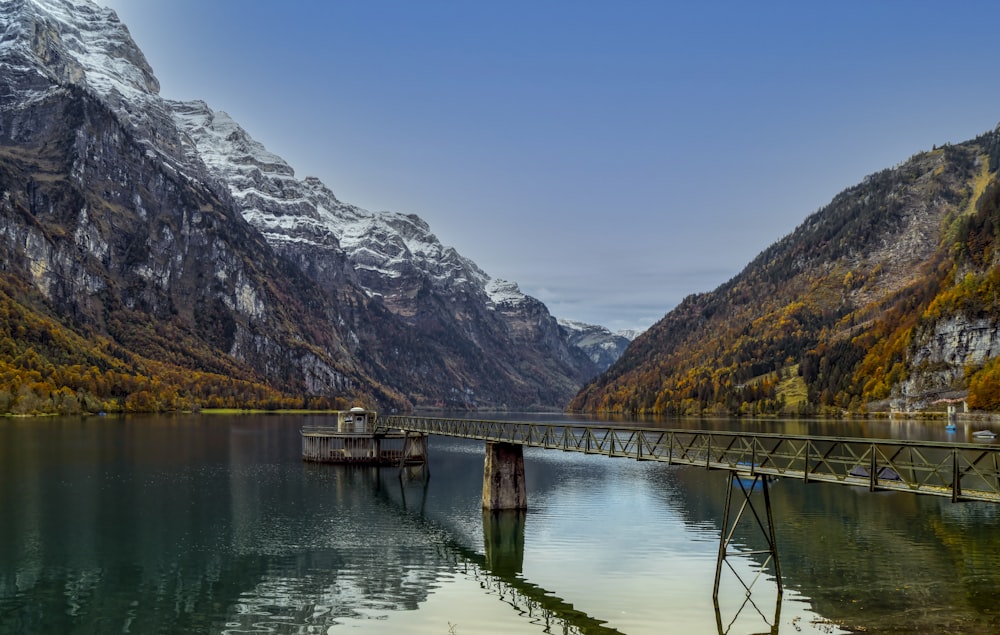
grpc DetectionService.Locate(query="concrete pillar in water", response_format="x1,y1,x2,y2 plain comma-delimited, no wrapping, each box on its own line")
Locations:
482,442,527,510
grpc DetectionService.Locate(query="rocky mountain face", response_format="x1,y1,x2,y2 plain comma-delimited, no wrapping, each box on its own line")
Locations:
571,132,1000,415
0,0,606,413
899,315,1000,407
558,319,634,370
0,0,387,404
168,101,600,408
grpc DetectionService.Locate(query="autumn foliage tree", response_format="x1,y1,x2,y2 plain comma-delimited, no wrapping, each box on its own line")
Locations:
0,282,355,415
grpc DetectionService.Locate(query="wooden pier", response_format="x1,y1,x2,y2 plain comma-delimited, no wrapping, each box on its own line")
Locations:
301,408,427,465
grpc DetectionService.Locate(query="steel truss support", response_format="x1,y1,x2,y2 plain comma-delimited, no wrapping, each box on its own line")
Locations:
713,473,783,633
397,431,430,483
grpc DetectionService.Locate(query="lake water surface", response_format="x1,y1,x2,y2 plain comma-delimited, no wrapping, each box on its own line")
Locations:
2,414,1000,634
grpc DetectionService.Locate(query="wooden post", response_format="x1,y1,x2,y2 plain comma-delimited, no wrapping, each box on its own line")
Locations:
482,442,527,510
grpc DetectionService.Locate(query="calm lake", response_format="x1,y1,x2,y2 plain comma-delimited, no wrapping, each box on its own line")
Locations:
2,414,1000,634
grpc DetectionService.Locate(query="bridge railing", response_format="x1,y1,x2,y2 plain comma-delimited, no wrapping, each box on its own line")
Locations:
383,416,1000,503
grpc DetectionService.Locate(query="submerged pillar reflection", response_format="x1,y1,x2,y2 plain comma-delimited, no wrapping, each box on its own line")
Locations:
482,510,526,576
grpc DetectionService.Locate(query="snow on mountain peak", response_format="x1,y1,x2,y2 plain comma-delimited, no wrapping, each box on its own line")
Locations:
170,101,293,179
3,0,625,339
486,279,526,306
0,0,194,168
5,0,159,100
170,97,494,298
557,318,643,342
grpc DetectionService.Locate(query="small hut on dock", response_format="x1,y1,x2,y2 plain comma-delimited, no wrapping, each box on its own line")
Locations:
300,407,427,465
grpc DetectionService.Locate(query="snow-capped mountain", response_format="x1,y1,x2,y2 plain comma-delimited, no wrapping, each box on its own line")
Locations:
1,0,153,105
558,319,635,371
0,0,615,410
168,100,537,314
166,98,601,406
1,0,192,168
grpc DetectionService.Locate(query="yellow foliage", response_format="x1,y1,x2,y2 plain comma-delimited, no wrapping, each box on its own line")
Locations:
0,286,352,415
969,359,1000,410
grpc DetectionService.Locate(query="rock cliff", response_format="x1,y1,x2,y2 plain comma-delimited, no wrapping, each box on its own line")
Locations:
0,0,608,412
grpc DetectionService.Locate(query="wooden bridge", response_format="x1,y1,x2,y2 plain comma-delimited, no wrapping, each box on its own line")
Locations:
379,414,1000,614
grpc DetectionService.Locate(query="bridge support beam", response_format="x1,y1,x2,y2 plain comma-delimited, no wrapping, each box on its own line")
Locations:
713,474,782,602
482,442,527,510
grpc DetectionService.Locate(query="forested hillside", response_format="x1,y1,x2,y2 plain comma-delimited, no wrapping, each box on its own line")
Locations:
571,128,1000,415
0,276,361,413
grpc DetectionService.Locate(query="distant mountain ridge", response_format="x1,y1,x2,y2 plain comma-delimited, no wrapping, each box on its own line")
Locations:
571,131,1000,415
0,0,623,414
557,319,634,370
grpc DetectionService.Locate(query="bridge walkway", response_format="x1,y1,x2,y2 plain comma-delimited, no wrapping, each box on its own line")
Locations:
384,416,1000,503
380,415,1000,621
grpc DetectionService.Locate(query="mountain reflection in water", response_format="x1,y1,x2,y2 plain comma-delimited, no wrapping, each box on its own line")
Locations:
1,414,999,634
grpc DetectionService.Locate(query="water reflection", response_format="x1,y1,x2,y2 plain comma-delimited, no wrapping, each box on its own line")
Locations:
483,511,526,576
0,417,625,634
716,591,781,635
0,417,443,633
382,464,627,634
664,459,1000,633
2,415,1000,634
713,476,782,635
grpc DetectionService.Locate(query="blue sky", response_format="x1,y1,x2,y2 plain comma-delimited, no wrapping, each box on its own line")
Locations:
101,1,1000,333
